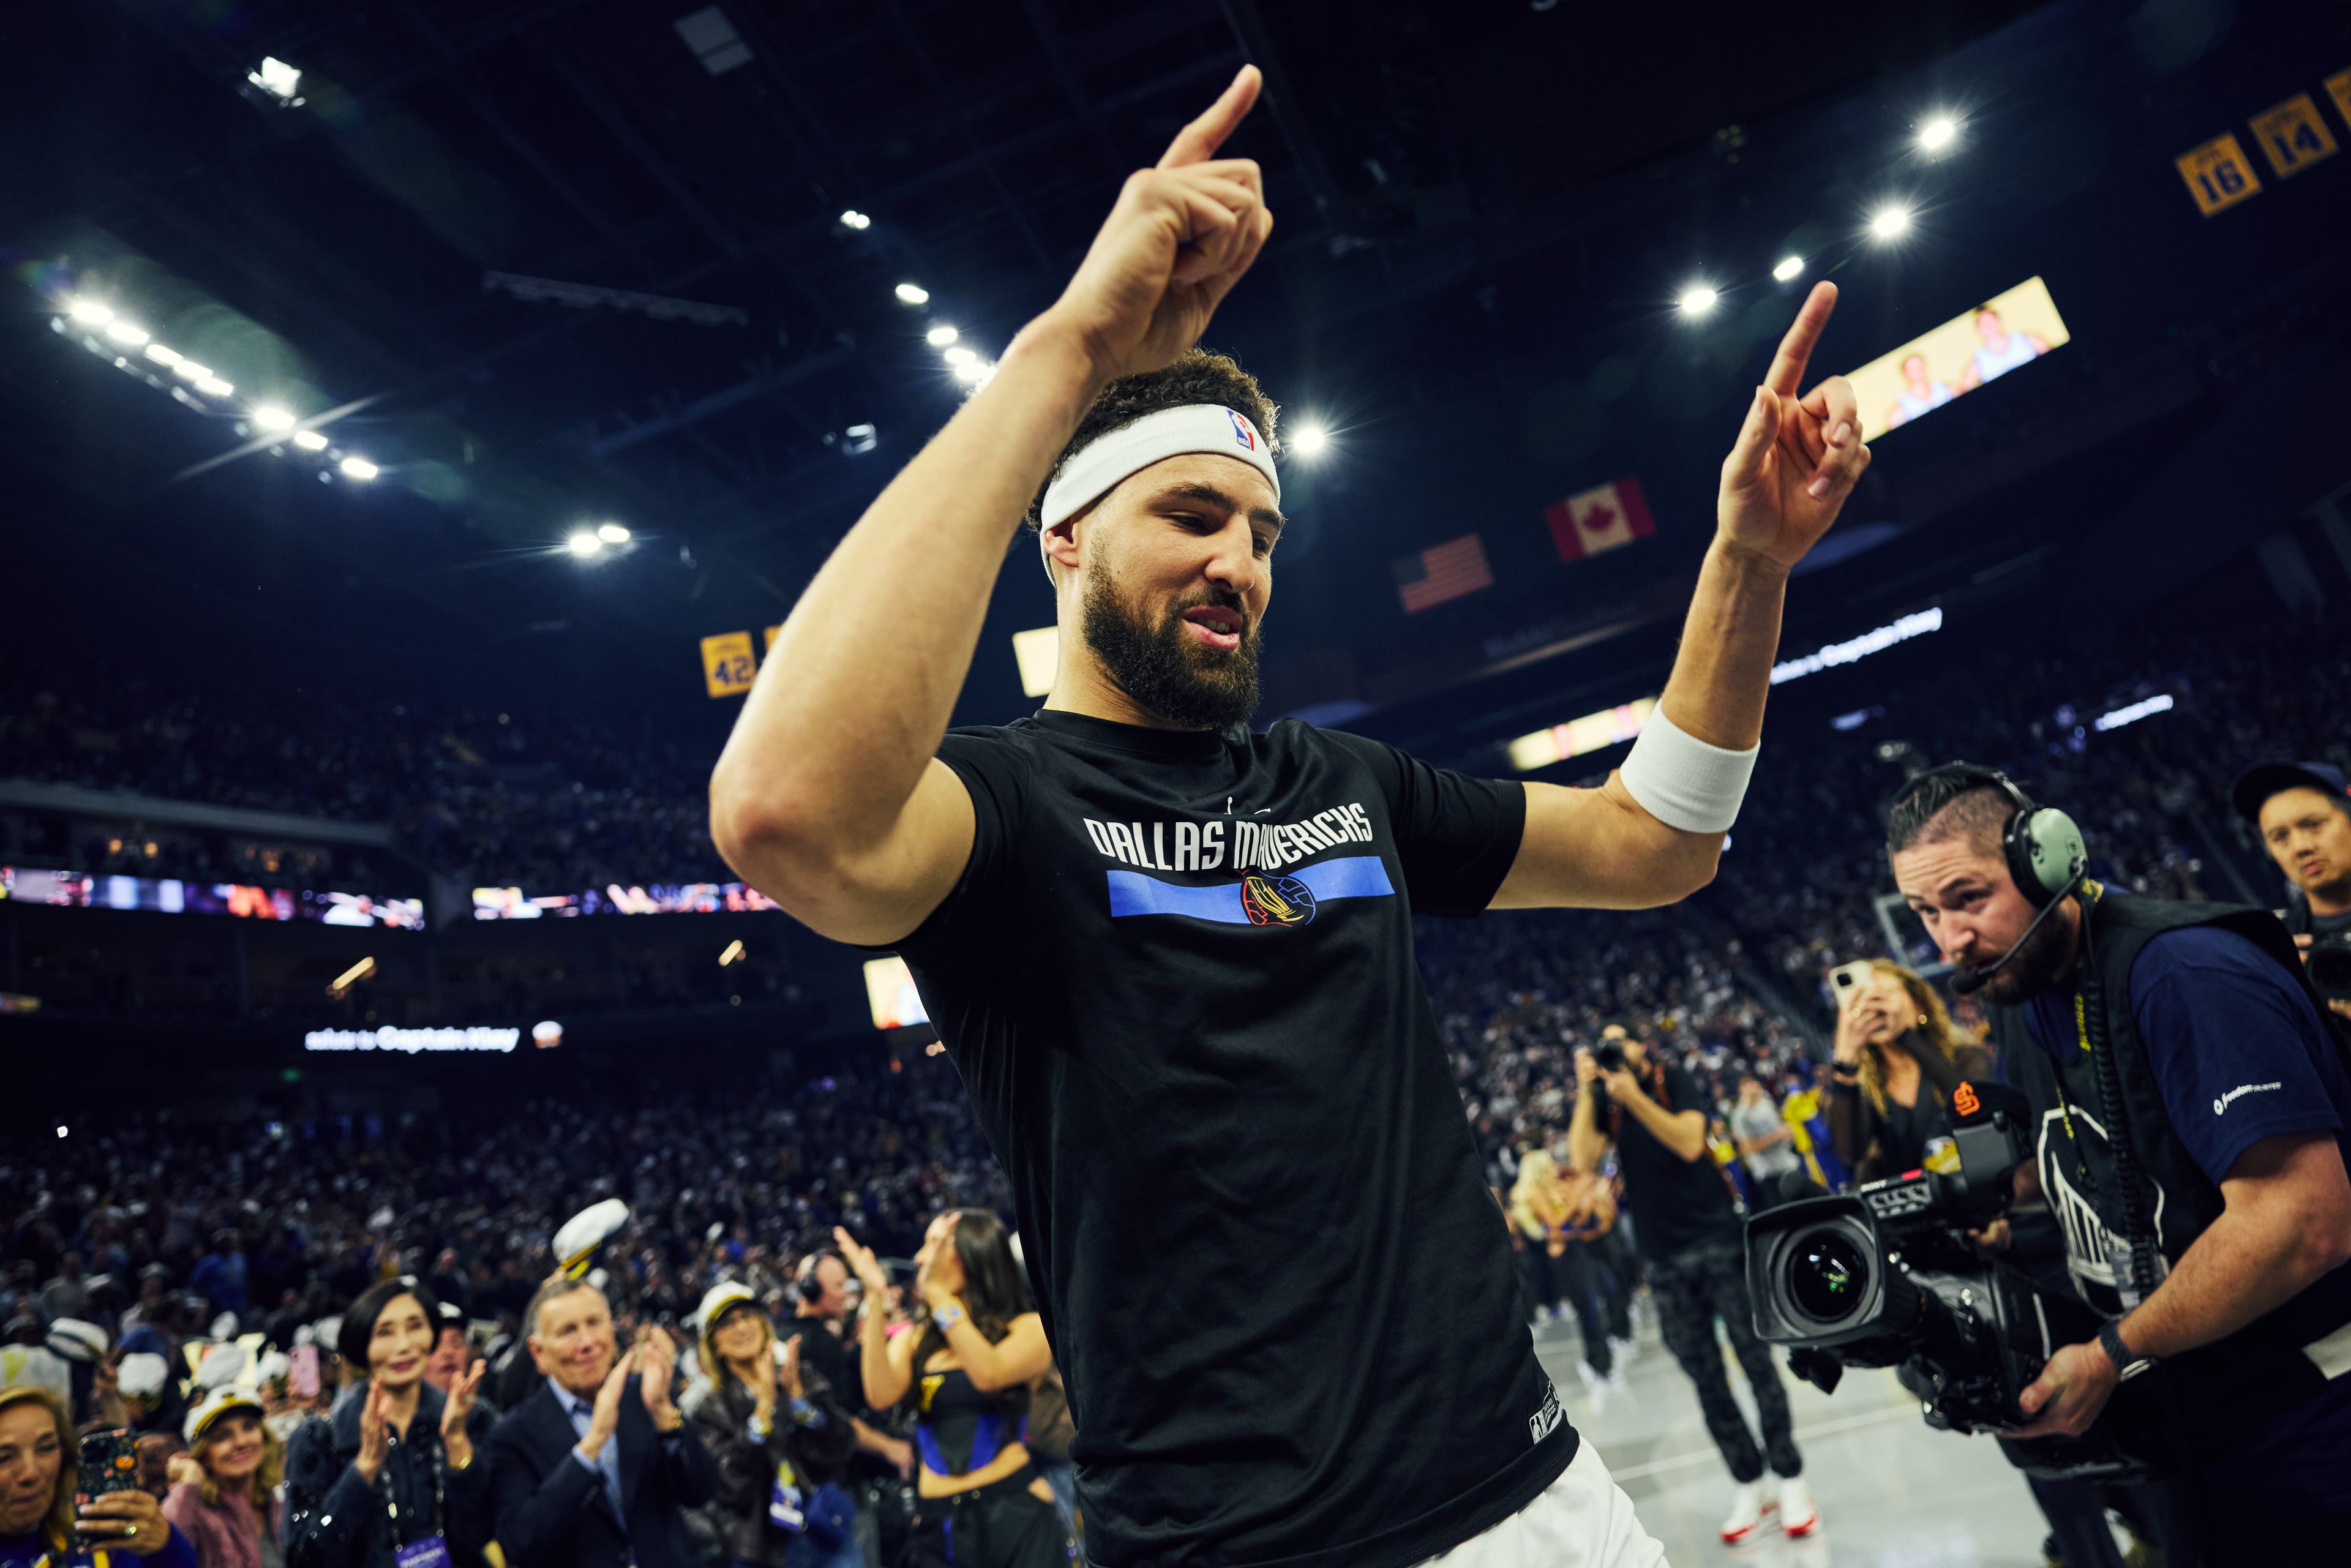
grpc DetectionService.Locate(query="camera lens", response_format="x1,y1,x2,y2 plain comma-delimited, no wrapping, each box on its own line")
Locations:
1788,1229,1871,1324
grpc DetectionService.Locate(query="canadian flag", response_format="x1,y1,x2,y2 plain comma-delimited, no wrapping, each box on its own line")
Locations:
1545,477,1655,563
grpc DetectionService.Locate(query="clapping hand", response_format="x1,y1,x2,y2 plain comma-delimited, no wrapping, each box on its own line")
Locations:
636,1327,681,1430
580,1349,632,1459
354,1376,392,1483
1716,282,1871,570
1038,66,1272,384
440,1359,484,1468
833,1226,891,1299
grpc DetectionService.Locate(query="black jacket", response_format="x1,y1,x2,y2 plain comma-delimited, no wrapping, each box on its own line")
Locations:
685,1371,858,1567
282,1381,497,1568
484,1376,719,1568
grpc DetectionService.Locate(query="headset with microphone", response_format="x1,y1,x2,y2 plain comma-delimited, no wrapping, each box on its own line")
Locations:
1892,765,2088,995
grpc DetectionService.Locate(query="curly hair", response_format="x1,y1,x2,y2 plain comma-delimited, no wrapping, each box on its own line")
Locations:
1022,348,1281,535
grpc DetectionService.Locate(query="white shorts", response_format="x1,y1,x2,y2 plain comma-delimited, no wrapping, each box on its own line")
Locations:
1409,1442,1667,1568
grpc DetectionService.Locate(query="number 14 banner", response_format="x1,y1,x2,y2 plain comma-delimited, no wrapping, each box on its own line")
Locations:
1545,476,1655,563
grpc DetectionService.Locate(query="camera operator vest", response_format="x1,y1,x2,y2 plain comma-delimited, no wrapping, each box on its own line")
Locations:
1989,887,2351,1458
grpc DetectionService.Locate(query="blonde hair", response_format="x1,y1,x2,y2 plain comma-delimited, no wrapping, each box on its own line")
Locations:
694,1300,774,1387
1509,1150,1570,1240
1855,959,1966,1114
0,1386,76,1551
192,1409,283,1527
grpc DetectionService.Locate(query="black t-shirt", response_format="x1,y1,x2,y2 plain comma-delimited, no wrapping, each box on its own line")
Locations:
894,710,1573,1568
1607,1063,1741,1261
779,1316,860,1409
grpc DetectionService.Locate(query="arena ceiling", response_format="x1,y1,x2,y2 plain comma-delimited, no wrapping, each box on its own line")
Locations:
5,0,2347,762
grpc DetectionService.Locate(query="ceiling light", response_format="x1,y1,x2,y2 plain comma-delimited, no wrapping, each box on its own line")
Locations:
67,298,114,327
1869,204,1913,241
194,376,234,397
566,532,603,558
339,456,379,481
839,209,872,230
1772,255,1805,282
894,282,930,306
950,359,992,384
103,320,149,347
596,522,631,544
925,324,959,347
1291,421,1331,456
144,343,184,366
292,430,328,451
1675,285,1719,315
173,360,209,381
252,405,296,432
942,345,977,366
248,56,302,101
1918,115,1959,152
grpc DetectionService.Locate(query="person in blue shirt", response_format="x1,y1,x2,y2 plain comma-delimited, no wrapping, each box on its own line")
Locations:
1,1386,198,1568
1892,767,2351,1562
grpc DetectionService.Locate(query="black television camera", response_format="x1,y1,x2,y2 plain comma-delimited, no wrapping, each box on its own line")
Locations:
1744,1080,2153,1480
2308,930,2351,1003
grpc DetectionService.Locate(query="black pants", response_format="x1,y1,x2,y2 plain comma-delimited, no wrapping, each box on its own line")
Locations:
1557,1241,1633,1377
901,1468,1073,1568
1648,1240,1800,1484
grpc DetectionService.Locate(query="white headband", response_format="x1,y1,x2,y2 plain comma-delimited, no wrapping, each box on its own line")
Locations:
1038,404,1278,583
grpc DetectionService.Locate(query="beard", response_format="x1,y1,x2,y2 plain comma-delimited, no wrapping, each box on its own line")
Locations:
1966,901,2078,1005
1080,566,1261,731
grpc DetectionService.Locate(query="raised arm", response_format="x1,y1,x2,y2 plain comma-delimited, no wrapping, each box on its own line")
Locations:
709,68,1273,947
1493,282,1870,910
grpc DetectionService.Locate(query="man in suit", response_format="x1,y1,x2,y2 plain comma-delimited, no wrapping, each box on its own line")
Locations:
485,1277,718,1568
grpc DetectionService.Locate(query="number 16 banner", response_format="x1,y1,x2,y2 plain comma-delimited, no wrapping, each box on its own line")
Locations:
1545,476,1655,563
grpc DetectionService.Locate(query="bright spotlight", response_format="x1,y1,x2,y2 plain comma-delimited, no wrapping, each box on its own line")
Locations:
942,345,977,367
925,324,959,347
173,361,209,381
195,376,234,397
567,532,604,558
292,430,328,451
596,522,631,544
252,405,296,432
1772,255,1805,283
144,343,183,366
56,1125,68,1139
1291,421,1330,456
951,359,992,384
339,456,379,481
103,319,150,347
248,56,303,101
839,209,872,230
1676,285,1720,316
67,298,114,327
894,282,930,306
1918,115,1959,152
1869,204,1913,241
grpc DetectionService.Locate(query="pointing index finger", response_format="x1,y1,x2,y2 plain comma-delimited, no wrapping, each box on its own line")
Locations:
1763,280,1839,396
1158,64,1263,170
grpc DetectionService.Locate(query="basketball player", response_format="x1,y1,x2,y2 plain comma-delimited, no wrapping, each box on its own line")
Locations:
711,66,1870,1568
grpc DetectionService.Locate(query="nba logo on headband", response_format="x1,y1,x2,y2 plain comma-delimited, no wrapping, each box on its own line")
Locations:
1228,410,1258,451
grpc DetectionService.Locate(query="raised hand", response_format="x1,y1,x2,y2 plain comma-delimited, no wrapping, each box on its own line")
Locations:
1039,65,1273,384
833,1226,890,1296
580,1348,632,1458
1717,282,1872,569
777,1333,803,1403
353,1378,391,1483
636,1327,681,1428
440,1359,484,1468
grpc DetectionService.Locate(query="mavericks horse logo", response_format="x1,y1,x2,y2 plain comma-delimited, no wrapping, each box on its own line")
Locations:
1240,873,1316,926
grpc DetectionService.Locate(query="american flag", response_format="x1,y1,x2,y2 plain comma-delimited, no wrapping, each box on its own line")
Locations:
1393,534,1494,613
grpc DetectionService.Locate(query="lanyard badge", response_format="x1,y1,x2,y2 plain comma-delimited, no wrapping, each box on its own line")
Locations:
768,1458,806,1532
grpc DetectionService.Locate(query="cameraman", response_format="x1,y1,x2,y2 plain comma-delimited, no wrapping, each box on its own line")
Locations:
2232,759,2351,1022
1569,1030,1816,1544
1889,766,2351,1560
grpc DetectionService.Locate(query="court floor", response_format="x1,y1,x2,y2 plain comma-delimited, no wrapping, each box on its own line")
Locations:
1529,1306,2068,1566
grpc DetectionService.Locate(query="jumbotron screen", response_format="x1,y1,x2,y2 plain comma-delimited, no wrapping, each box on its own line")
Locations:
0,866,424,928
863,955,931,1030
1849,276,2070,442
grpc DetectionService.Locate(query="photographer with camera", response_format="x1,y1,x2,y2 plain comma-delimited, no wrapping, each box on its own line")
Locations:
1569,1030,1816,1544
2233,759,2351,1023
1889,765,2351,1561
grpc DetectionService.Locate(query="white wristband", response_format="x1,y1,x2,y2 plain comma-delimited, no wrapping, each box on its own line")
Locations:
1617,708,1758,835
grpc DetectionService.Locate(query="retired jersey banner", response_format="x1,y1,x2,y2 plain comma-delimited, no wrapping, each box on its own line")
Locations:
1393,535,1493,613
701,631,757,698
1546,478,1655,563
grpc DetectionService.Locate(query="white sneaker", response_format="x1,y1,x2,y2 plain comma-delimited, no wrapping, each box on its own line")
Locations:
1719,1480,1772,1544
1577,1360,1607,1389
1777,1474,1820,1537
1608,1334,1635,1364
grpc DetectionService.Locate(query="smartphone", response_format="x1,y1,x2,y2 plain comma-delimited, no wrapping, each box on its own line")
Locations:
73,1430,140,1551
289,1343,321,1400
1829,961,1873,1007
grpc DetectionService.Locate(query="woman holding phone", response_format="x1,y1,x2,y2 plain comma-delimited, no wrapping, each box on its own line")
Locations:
0,1385,196,1568
282,1278,495,1568
835,1214,1067,1568
1824,960,1992,1180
